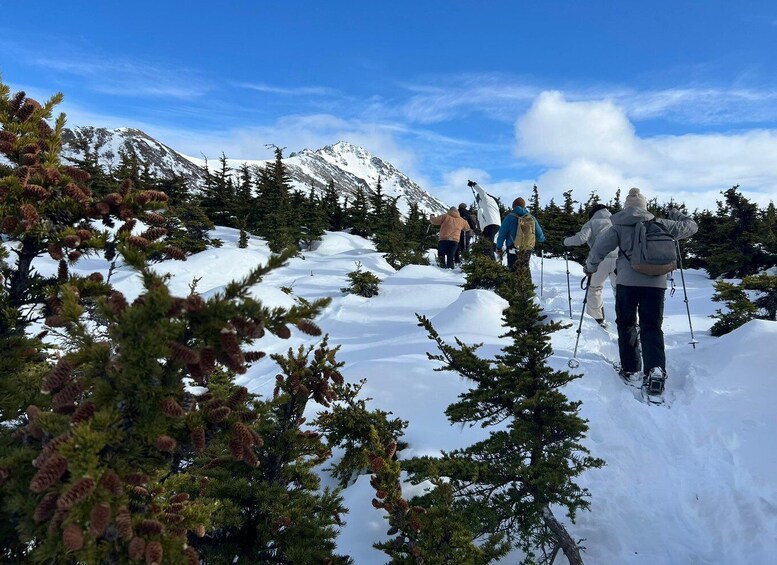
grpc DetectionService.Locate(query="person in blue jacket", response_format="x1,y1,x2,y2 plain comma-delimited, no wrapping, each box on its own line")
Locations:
496,197,545,279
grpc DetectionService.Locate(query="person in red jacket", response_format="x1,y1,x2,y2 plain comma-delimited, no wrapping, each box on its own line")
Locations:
430,207,471,269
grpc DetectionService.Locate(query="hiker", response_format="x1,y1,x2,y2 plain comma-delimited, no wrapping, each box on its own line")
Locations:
564,204,617,326
585,187,698,389
467,181,501,259
455,202,477,265
430,207,471,269
495,197,545,279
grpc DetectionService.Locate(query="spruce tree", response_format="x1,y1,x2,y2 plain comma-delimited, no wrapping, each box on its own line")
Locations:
540,191,583,259
322,179,345,231
255,147,297,253
347,186,370,238
200,153,237,228
412,272,604,564
0,81,180,340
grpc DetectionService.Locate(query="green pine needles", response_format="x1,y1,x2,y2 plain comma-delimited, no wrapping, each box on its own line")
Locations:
413,272,604,564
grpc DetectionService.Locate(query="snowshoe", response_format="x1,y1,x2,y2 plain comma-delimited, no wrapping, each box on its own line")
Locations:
641,367,667,405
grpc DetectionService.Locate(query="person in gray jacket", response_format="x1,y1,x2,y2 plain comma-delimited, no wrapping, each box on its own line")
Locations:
564,204,617,326
585,188,698,387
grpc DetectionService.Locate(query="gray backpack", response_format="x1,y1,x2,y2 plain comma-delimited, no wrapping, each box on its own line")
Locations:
621,220,677,275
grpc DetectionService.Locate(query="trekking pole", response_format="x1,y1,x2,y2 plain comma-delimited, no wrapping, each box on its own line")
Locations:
540,244,544,297
568,279,591,368
564,249,573,318
675,240,698,349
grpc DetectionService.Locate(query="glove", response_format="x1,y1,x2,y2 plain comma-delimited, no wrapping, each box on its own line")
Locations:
467,180,476,188
667,208,686,221
496,249,503,259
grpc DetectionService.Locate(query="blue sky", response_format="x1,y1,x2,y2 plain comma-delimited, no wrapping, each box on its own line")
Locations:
3,0,777,210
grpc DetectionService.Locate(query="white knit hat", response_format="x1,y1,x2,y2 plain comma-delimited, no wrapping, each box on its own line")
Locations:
625,187,647,210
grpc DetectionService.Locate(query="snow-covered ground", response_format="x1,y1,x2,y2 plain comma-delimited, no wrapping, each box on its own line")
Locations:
33,228,777,564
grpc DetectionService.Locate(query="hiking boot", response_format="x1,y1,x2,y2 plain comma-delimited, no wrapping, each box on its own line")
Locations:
643,367,667,396
618,370,641,384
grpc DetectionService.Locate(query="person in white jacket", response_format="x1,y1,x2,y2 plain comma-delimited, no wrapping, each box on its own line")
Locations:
564,204,617,326
467,180,501,259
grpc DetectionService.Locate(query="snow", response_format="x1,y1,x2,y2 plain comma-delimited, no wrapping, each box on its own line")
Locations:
30,228,777,563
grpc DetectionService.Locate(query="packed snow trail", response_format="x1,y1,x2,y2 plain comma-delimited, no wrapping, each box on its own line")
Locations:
46,228,777,564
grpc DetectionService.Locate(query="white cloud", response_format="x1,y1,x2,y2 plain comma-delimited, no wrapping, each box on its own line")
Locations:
235,83,339,97
513,92,777,210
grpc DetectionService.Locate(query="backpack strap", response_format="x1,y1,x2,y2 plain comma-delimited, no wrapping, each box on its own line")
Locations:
506,212,520,248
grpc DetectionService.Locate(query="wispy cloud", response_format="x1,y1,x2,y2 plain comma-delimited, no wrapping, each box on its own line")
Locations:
30,55,211,100
235,82,339,97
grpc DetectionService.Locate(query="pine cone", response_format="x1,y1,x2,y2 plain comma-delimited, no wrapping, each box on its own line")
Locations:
226,387,248,410
89,502,111,536
24,184,49,200
118,219,136,234
206,406,231,424
138,519,163,535
144,211,166,225
276,325,292,339
103,192,123,207
141,227,167,241
62,523,84,551
108,291,129,315
161,397,185,418
116,507,133,540
128,536,146,560
99,470,123,496
62,235,81,248
191,426,206,452
56,476,96,509
52,381,84,411
33,492,58,523
145,540,163,565
169,342,199,365
170,492,189,504
155,435,177,453
244,350,266,363
295,319,322,336
48,242,65,260
41,359,73,393
127,235,150,249
29,454,68,493
71,401,96,425
164,245,186,261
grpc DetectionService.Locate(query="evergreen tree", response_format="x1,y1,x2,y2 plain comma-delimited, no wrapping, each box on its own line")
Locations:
529,184,541,217
347,186,370,238
688,186,773,278
608,188,622,212
710,274,777,336
0,81,180,340
411,273,604,563
200,153,238,228
322,178,345,231
367,429,508,564
255,147,297,253
299,186,328,251
541,190,584,259
367,176,385,235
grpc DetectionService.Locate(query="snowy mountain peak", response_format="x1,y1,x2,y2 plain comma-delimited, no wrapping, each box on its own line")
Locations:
60,127,449,216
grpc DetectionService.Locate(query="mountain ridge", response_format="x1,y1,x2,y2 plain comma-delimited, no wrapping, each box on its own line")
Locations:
60,127,449,216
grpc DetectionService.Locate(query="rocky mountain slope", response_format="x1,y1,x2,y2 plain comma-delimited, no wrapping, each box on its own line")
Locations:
60,127,448,216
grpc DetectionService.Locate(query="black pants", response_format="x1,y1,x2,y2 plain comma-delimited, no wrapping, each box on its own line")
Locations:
615,285,666,375
437,240,458,269
482,224,499,259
